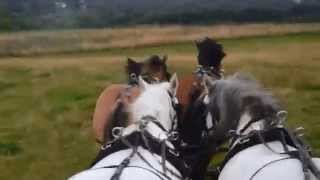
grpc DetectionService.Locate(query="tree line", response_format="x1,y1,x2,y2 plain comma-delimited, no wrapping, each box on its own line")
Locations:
0,0,320,31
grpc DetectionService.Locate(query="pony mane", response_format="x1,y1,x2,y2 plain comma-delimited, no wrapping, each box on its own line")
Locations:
196,37,226,68
126,58,143,77
207,73,283,145
125,55,171,83
144,55,171,80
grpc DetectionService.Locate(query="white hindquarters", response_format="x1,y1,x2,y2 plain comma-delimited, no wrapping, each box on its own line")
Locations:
219,141,320,180
69,147,181,180
69,76,181,180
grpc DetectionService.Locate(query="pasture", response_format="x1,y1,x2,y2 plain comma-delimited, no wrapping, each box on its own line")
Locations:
0,26,320,180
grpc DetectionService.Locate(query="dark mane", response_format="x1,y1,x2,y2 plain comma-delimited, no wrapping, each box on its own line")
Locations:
144,55,171,80
145,55,165,69
207,73,283,146
196,37,226,69
125,55,171,83
126,58,143,78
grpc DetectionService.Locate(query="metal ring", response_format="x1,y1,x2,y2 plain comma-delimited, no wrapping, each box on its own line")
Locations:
112,127,123,139
277,110,288,124
130,73,137,79
169,131,179,141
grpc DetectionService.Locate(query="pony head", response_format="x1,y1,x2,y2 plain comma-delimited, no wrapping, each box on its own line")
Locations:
131,74,178,131
126,55,171,85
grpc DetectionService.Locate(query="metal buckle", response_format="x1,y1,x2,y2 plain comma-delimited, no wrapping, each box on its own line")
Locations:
238,138,250,144
168,131,179,141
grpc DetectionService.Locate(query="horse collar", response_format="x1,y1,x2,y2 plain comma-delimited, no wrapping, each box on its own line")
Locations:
90,131,189,177
218,128,297,172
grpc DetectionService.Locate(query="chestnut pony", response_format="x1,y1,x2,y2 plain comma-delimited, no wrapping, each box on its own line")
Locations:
92,55,171,144
177,38,226,143
176,38,226,180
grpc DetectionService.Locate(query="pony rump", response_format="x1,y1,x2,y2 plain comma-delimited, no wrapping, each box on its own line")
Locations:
206,73,283,146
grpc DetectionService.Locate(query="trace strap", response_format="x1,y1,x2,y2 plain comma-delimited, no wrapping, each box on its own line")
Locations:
90,131,188,179
218,128,320,180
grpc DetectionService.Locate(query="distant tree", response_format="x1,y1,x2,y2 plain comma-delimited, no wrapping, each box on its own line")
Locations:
0,1,12,31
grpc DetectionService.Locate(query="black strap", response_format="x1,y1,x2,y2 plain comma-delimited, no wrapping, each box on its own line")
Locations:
239,117,261,134
218,127,320,180
219,128,296,171
90,132,188,177
285,128,320,179
249,157,294,180
195,65,222,79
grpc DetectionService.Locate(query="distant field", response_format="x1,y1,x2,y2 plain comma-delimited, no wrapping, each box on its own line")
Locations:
0,29,320,180
1,23,320,57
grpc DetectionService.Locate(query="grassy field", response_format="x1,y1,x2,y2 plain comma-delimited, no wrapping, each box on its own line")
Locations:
1,23,320,57
0,27,320,180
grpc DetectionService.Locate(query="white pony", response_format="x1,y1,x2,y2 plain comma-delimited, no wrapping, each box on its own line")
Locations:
203,74,320,180
69,74,184,180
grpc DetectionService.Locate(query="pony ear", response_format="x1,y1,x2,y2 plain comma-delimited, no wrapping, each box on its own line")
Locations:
195,40,201,49
127,58,138,65
162,55,168,63
169,73,178,96
138,76,149,91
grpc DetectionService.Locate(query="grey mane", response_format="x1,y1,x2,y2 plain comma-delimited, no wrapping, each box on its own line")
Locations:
207,73,283,146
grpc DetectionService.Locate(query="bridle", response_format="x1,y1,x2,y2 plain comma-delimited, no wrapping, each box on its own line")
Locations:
194,65,224,143
110,90,183,180
194,65,224,80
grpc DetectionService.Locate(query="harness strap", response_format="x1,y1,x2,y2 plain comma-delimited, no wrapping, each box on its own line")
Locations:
255,130,312,180
249,157,293,180
91,132,187,179
111,148,136,180
239,117,261,134
285,128,320,179
97,165,166,180
219,128,297,171
220,128,320,180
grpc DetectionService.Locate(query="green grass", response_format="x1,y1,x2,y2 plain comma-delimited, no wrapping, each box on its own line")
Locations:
0,31,320,180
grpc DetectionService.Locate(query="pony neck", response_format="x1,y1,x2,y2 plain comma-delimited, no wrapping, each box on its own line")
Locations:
236,111,265,135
